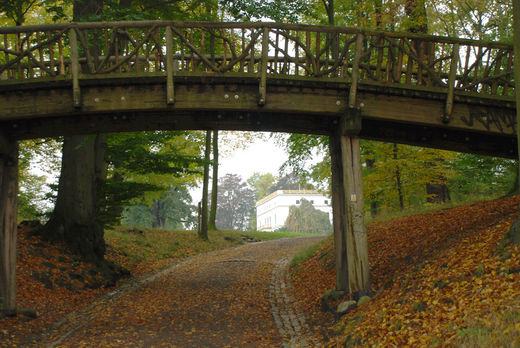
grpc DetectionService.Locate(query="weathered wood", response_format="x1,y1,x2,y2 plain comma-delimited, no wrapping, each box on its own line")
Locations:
340,134,370,297
0,75,515,137
258,27,269,106
0,133,18,316
69,29,81,108
0,21,514,51
514,0,520,180
443,44,459,123
349,34,364,108
330,131,348,291
165,26,175,105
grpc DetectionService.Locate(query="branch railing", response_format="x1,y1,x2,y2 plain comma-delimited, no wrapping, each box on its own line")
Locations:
0,21,515,105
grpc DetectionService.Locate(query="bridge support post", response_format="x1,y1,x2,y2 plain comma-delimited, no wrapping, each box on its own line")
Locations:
330,130,348,292
330,114,370,297
340,133,370,298
0,133,18,316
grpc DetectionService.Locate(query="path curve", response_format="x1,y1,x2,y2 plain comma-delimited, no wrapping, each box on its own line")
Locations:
40,236,323,347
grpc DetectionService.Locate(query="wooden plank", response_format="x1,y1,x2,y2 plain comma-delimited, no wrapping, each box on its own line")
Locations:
0,133,18,316
0,77,515,137
340,135,369,297
329,130,348,291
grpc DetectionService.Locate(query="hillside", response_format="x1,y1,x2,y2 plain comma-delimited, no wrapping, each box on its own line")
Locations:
291,195,520,346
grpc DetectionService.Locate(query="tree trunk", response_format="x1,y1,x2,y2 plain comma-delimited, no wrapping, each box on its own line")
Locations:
43,135,106,262
199,131,211,240
208,130,218,231
426,182,451,203
393,144,405,210
0,134,18,316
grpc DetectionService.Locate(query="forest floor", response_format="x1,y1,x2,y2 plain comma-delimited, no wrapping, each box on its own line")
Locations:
0,227,314,347
291,195,520,347
2,196,520,347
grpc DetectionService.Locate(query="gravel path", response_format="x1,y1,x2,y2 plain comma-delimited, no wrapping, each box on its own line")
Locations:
41,236,324,347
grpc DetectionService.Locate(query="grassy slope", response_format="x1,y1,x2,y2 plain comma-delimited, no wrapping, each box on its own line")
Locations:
290,195,520,347
0,227,312,346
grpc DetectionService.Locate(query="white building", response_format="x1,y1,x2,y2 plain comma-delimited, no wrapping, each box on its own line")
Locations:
256,190,332,231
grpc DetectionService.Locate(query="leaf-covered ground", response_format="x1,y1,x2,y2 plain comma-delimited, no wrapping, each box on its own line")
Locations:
290,195,520,346
0,227,310,346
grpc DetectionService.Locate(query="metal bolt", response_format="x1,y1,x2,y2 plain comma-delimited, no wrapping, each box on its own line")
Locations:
113,115,118,120
332,119,338,125
465,136,470,141
12,123,18,129
224,94,229,99
359,102,365,108
94,97,100,103
217,114,222,119
121,96,126,101
336,100,341,106
443,133,447,138
121,115,127,120
234,94,239,100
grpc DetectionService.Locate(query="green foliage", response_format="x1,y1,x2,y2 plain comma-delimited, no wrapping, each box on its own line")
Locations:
247,172,276,200
448,153,517,199
100,131,205,227
283,199,331,235
220,0,311,22
17,138,62,221
216,174,256,230
121,185,197,230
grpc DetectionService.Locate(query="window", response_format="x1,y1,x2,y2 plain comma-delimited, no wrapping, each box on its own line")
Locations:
296,200,300,204
310,200,314,204
325,200,328,205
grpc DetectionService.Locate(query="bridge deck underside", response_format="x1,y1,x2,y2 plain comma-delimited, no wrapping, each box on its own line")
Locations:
0,75,516,158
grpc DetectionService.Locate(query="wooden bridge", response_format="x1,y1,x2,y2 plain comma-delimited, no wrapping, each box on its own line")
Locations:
0,21,516,315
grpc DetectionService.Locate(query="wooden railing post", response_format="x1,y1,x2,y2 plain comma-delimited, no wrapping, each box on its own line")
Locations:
165,26,175,105
258,27,269,106
0,133,18,316
69,28,81,108
443,43,459,123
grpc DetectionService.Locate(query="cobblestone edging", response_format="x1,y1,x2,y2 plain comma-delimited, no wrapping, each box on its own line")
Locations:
270,257,312,348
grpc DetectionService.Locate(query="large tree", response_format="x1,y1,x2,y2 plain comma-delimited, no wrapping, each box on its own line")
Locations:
283,199,332,235
216,174,255,230
41,0,106,263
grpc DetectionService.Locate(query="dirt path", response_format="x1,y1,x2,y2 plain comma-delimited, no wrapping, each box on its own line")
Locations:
39,236,323,347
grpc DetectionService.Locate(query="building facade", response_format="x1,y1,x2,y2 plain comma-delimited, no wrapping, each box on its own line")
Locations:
256,190,332,231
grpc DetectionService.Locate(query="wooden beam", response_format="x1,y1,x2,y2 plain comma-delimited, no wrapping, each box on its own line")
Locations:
340,132,370,298
329,131,348,291
0,132,18,316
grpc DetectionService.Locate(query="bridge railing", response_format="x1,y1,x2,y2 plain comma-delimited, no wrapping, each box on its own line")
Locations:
0,21,514,101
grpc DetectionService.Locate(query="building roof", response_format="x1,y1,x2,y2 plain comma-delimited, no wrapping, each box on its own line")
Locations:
256,190,326,206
